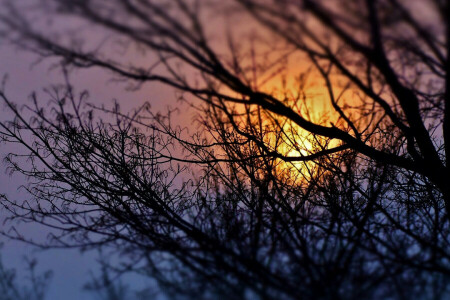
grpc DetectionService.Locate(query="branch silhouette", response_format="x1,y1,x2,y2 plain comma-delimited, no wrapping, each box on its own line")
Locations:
0,0,449,299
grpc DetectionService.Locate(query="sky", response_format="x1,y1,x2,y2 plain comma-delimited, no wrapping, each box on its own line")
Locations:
0,27,183,300
0,42,97,299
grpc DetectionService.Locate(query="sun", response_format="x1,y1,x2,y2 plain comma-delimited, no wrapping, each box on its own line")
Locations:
256,73,353,183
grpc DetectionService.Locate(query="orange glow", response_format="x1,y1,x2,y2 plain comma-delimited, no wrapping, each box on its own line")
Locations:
256,68,362,183
213,46,378,183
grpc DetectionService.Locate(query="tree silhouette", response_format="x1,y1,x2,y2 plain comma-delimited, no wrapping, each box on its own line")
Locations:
0,247,52,300
0,0,449,299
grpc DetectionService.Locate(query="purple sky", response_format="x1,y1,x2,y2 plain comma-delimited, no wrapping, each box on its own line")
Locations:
0,42,97,299
0,29,185,299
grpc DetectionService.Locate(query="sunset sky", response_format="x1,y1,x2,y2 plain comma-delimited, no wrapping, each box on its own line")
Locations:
0,0,448,299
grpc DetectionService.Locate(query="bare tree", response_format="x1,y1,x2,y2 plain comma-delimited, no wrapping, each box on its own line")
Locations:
1,0,450,299
0,247,52,300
